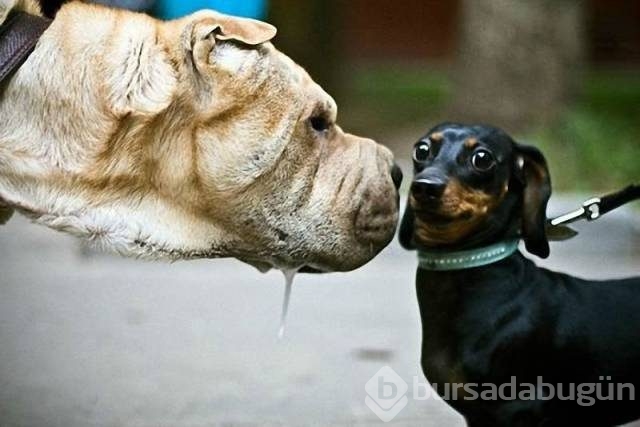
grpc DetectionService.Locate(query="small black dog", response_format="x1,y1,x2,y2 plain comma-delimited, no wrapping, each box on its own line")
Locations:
400,123,640,426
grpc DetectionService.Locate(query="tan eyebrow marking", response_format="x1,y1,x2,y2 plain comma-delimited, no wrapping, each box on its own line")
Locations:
429,132,444,142
464,137,478,149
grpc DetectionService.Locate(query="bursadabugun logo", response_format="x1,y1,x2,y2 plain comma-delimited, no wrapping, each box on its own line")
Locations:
365,366,409,422
364,367,635,423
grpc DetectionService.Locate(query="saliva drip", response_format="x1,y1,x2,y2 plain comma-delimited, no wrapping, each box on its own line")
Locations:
277,269,298,339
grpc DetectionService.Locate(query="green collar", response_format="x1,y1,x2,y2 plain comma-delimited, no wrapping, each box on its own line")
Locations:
417,239,520,271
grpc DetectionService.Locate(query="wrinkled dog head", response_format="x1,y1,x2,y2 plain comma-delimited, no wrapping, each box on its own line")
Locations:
0,3,400,272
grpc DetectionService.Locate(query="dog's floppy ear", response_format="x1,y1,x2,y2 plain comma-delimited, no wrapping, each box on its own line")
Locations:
399,202,417,250
199,14,276,46
185,13,276,70
514,143,551,258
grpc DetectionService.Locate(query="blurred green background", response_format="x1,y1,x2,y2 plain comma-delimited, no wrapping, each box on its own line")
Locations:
268,0,639,192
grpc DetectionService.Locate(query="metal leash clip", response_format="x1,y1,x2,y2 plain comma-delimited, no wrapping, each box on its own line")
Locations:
546,184,639,242
549,197,601,227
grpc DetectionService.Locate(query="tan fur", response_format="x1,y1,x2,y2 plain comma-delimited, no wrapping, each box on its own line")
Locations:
464,137,478,149
429,132,444,142
0,1,398,272
411,180,504,246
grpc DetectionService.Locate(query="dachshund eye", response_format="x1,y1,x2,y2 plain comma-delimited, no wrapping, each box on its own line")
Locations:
471,149,496,172
309,116,330,132
413,141,431,163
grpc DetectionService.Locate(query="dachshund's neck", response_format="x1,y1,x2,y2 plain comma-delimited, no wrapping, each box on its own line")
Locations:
416,251,531,295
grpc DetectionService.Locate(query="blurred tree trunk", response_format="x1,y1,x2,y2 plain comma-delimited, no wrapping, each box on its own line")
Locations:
268,0,344,99
451,0,586,131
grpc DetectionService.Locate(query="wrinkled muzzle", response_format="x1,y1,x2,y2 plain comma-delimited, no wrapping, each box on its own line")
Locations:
298,138,401,272
236,137,401,273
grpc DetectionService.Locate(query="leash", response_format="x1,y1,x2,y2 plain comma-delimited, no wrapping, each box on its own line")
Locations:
547,184,640,241
0,10,51,84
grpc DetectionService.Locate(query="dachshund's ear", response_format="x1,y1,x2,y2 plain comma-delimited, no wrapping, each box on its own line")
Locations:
514,143,551,258
399,202,417,250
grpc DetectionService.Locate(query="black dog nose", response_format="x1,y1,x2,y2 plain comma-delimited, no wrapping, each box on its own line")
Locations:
391,164,403,189
413,177,446,200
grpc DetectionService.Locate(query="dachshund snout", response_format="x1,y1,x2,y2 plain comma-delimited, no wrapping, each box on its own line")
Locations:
412,177,447,201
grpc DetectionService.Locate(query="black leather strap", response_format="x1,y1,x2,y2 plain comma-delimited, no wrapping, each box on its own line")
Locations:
0,10,51,84
598,184,640,216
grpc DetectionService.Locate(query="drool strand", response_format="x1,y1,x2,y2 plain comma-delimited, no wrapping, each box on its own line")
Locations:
277,269,297,339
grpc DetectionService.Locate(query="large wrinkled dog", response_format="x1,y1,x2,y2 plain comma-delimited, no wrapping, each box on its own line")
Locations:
400,123,640,426
0,0,401,272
